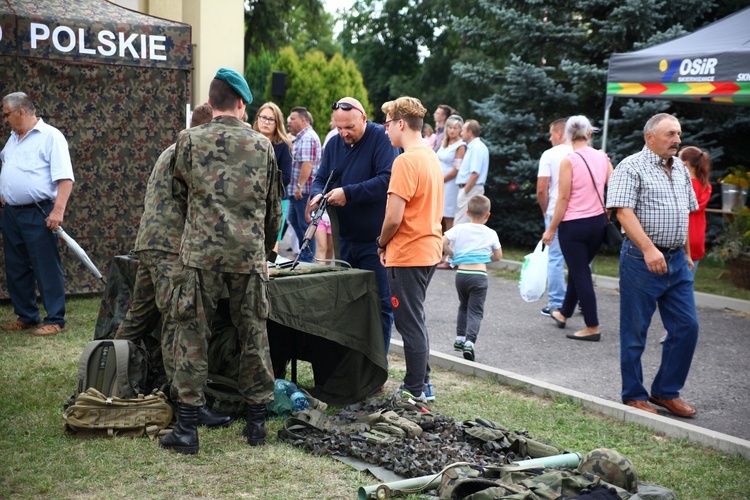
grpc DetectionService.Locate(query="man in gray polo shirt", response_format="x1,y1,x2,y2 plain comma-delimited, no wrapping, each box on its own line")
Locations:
606,113,699,419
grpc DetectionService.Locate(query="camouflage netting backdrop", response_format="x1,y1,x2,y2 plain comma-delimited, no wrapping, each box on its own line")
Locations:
0,0,191,298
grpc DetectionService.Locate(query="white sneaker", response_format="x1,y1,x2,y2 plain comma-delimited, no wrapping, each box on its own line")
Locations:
424,383,435,402
396,387,428,404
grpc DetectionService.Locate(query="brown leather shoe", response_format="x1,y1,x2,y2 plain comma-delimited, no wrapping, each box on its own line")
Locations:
649,396,696,418
624,400,657,414
2,320,39,331
32,324,64,336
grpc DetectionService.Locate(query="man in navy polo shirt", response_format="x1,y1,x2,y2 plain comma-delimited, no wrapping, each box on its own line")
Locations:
309,97,399,353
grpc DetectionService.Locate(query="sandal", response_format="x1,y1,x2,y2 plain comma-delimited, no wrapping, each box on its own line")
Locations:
32,324,63,336
2,320,38,331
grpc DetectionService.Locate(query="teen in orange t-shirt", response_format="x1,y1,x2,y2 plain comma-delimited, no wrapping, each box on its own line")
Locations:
376,97,443,402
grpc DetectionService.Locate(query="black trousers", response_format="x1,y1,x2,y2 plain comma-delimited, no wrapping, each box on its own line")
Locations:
558,213,607,327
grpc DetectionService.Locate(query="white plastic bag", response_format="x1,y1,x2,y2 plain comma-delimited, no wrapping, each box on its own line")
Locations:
518,240,549,302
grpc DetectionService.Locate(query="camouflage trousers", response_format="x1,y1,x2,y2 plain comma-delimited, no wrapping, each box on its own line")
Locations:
169,267,274,407
115,249,183,381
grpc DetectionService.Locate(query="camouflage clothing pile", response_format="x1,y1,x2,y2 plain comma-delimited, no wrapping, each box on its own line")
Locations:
277,394,565,479
438,463,632,499
279,398,680,499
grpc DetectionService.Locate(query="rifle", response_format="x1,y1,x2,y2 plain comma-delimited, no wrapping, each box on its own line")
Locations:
283,169,336,270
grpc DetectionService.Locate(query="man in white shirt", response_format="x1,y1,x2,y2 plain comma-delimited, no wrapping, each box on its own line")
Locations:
1,92,75,336
454,120,489,225
536,118,572,316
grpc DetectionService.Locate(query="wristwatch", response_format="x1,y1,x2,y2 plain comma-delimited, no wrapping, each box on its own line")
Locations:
295,183,302,189
375,236,387,249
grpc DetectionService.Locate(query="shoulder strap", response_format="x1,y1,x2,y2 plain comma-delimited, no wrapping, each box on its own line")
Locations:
78,340,135,398
77,340,101,395
110,340,135,397
574,151,606,213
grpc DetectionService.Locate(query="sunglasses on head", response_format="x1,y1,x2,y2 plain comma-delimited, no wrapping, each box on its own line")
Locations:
332,102,365,115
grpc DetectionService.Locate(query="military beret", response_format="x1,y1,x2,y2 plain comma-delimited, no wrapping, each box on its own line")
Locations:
214,68,253,105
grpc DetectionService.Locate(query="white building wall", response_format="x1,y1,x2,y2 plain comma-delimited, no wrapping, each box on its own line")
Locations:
110,0,245,107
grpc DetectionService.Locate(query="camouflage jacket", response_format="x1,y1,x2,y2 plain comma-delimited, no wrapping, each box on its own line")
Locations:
134,143,183,254
171,115,283,273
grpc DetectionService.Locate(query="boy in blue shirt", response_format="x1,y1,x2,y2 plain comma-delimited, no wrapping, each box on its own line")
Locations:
442,195,502,361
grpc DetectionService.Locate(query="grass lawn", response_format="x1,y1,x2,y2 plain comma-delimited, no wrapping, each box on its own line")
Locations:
1,297,749,499
500,246,750,301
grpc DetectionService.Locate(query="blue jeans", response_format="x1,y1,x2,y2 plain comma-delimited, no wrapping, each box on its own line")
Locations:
340,238,393,353
286,196,315,262
691,259,700,278
544,214,566,308
619,239,699,402
2,203,66,327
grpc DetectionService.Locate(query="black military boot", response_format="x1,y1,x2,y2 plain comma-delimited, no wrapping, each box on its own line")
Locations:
159,404,199,454
198,405,233,428
242,404,267,446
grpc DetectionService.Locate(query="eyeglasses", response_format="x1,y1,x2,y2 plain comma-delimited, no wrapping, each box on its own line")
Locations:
258,116,276,124
383,118,401,130
332,101,365,115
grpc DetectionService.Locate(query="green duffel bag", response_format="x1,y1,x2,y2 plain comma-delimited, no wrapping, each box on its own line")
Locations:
205,373,246,419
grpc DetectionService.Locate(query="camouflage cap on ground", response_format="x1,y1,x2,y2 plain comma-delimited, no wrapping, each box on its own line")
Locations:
578,447,638,494
215,68,252,105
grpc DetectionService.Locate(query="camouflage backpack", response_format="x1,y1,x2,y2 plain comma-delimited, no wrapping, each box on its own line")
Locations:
74,339,147,400
64,387,173,439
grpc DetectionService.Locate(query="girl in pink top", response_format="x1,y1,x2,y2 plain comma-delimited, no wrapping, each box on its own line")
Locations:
542,116,614,342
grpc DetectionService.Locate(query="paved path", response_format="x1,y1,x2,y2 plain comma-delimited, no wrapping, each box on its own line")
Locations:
420,265,750,442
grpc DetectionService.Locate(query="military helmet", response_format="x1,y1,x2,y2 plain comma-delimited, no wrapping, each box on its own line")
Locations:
578,448,638,494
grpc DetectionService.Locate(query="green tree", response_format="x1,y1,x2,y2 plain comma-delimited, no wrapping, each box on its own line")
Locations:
245,47,279,117
243,0,339,115
341,0,457,122
265,47,371,138
391,0,490,122
244,0,338,59
265,46,302,113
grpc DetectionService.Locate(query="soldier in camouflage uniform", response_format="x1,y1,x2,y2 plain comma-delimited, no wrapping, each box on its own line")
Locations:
159,68,283,454
114,104,231,428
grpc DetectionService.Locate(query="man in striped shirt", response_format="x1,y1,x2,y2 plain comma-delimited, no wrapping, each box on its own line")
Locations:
606,113,699,419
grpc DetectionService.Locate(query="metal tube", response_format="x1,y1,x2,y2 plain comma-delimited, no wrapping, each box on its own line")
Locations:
601,96,613,153
358,473,442,500
511,452,581,469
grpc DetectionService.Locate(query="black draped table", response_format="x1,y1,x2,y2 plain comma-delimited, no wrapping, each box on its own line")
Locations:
94,255,387,405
